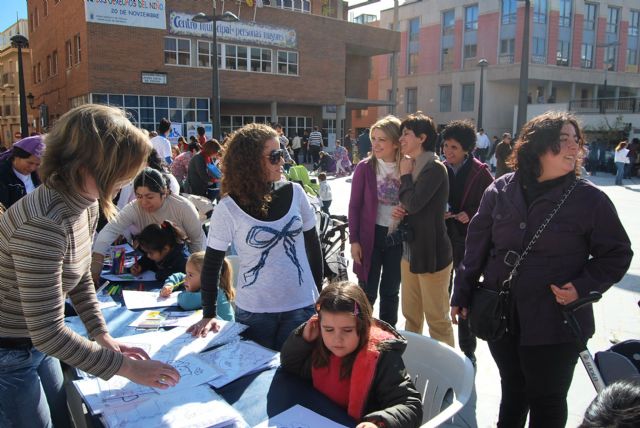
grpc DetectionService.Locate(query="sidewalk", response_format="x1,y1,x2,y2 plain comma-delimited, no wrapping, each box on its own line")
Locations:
329,171,640,427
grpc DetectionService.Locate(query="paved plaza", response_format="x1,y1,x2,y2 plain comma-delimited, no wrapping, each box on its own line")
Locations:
326,170,640,428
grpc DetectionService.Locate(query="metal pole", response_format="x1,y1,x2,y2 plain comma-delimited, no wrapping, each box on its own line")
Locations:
390,0,399,115
212,19,221,140
515,0,530,137
11,35,29,138
478,63,485,129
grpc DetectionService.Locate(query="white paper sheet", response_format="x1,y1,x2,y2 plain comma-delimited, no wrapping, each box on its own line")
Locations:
199,341,278,388
128,310,202,329
100,270,157,282
255,404,350,428
122,289,181,309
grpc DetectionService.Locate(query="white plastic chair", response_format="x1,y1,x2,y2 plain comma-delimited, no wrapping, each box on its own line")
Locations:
400,330,476,427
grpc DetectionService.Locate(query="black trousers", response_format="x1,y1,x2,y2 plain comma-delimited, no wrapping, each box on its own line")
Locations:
488,334,579,428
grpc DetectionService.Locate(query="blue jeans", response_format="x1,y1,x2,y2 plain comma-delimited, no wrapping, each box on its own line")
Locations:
361,225,402,327
0,346,71,428
236,305,316,351
615,161,625,185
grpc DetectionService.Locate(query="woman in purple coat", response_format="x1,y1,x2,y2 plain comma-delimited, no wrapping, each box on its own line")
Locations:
451,112,633,428
348,116,403,327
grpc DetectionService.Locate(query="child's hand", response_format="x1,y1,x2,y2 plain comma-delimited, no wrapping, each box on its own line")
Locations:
130,264,142,276
160,285,173,298
302,314,320,343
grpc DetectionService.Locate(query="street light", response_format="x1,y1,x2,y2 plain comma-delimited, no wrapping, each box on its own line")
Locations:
477,58,488,129
193,10,239,140
596,41,620,114
10,34,29,138
515,0,530,137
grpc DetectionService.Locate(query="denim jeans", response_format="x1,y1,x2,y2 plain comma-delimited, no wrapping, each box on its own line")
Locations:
615,161,625,185
0,346,71,428
236,304,316,351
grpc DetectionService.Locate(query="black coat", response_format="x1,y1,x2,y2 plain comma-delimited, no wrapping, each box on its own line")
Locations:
0,159,41,209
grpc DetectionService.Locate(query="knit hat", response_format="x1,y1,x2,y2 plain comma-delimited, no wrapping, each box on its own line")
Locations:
0,135,45,162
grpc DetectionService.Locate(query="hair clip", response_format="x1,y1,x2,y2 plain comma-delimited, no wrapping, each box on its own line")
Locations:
353,301,360,317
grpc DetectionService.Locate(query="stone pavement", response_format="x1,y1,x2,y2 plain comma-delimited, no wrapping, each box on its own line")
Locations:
324,171,640,428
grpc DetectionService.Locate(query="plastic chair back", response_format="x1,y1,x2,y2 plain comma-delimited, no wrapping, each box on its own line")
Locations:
400,331,475,427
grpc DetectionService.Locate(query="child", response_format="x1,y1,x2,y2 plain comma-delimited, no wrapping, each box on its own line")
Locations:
318,172,332,215
161,251,235,321
281,281,422,428
130,220,188,283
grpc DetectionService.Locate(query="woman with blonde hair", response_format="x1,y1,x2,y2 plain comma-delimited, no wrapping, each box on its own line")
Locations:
348,115,403,327
188,123,323,351
0,105,180,428
614,140,629,186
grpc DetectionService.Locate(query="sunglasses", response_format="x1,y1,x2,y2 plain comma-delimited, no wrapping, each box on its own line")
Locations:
267,149,284,165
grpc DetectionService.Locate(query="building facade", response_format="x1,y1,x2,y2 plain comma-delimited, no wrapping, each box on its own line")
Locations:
26,0,398,141
0,20,34,146
366,0,640,138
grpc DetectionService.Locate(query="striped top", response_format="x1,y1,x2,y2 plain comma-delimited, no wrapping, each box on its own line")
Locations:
0,185,123,379
309,131,323,147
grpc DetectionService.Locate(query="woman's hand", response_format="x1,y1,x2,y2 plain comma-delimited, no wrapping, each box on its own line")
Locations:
455,211,470,224
351,243,362,265
302,314,320,343
130,264,142,276
550,282,579,305
117,357,180,389
95,333,150,360
391,205,407,220
399,157,414,175
159,285,173,298
187,317,220,337
450,306,468,325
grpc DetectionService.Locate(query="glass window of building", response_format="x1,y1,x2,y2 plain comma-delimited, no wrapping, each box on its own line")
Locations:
559,0,572,27
581,43,594,68
464,43,477,59
278,51,298,75
250,47,272,73
500,38,515,55
442,9,455,35
584,3,597,31
630,11,640,37
461,83,475,112
439,85,452,112
607,7,619,34
501,0,516,25
407,18,420,75
198,41,211,68
533,0,547,24
532,37,546,61
627,49,638,66
441,47,454,71
465,5,478,31
605,46,616,71
164,37,190,66
556,40,570,66
406,88,417,114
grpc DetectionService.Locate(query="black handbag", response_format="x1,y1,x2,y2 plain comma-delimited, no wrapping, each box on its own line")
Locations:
468,179,579,342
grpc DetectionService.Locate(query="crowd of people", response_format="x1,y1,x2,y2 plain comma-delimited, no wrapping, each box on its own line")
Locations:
0,105,636,428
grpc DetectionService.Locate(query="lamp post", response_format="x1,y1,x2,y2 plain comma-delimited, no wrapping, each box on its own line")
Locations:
477,58,488,129
193,10,239,140
10,34,29,138
515,0,530,137
596,41,619,114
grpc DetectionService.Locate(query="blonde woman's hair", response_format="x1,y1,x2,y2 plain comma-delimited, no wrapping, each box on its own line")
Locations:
369,115,402,174
615,141,628,152
187,251,235,301
40,104,151,219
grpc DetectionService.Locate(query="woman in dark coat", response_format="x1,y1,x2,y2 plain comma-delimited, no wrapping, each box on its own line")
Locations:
441,120,494,366
451,112,633,428
186,139,221,198
0,136,45,209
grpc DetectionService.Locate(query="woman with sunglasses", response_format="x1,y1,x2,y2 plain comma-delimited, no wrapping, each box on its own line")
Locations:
188,123,323,351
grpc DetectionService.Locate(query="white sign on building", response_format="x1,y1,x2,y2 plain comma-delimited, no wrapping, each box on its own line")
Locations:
169,11,297,49
85,0,167,30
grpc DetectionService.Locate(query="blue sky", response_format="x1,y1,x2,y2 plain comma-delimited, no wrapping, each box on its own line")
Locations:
2,0,27,32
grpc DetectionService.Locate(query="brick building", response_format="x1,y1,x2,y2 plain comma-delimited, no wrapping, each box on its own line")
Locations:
26,0,398,141
361,0,640,138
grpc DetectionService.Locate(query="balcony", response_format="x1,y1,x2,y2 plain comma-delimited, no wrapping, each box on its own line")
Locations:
1,72,15,88
568,97,639,114
498,54,514,65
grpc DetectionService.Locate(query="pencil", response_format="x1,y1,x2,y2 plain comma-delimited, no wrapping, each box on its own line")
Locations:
170,279,185,290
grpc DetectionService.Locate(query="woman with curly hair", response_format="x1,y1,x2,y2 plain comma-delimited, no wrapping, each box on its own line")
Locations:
188,123,323,351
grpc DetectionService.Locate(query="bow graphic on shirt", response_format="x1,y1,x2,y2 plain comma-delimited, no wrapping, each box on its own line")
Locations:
243,215,304,287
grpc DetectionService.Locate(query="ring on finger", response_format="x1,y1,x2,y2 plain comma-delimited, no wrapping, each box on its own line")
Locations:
160,376,167,383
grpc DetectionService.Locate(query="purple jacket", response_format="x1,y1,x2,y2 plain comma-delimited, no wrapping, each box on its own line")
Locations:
348,159,378,283
452,172,632,346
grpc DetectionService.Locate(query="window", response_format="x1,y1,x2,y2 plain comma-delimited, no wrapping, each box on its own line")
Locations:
407,54,418,74
500,38,515,55
250,47,271,73
224,44,248,71
74,34,81,64
274,0,310,13
29,13,34,32
559,0,571,27
631,11,640,37
533,0,547,24
607,7,619,34
439,85,452,112
441,47,454,71
532,37,546,58
406,87,417,114
464,44,477,59
47,55,52,77
501,0,516,24
277,51,298,75
556,40,570,66
584,3,597,30
36,62,42,83
35,8,39,27
407,18,419,75
465,5,478,31
461,83,475,112
65,40,72,68
164,37,190,66
197,41,211,67
52,50,57,76
442,10,455,35
605,46,616,71
32,65,36,84
581,43,594,68
628,49,638,66
43,0,48,17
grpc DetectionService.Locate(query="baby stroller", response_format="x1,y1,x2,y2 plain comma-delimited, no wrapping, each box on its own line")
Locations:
316,210,349,284
562,292,640,393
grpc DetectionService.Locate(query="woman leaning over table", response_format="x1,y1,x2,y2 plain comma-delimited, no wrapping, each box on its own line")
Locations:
0,105,180,428
91,167,205,283
188,123,323,351
451,112,632,428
